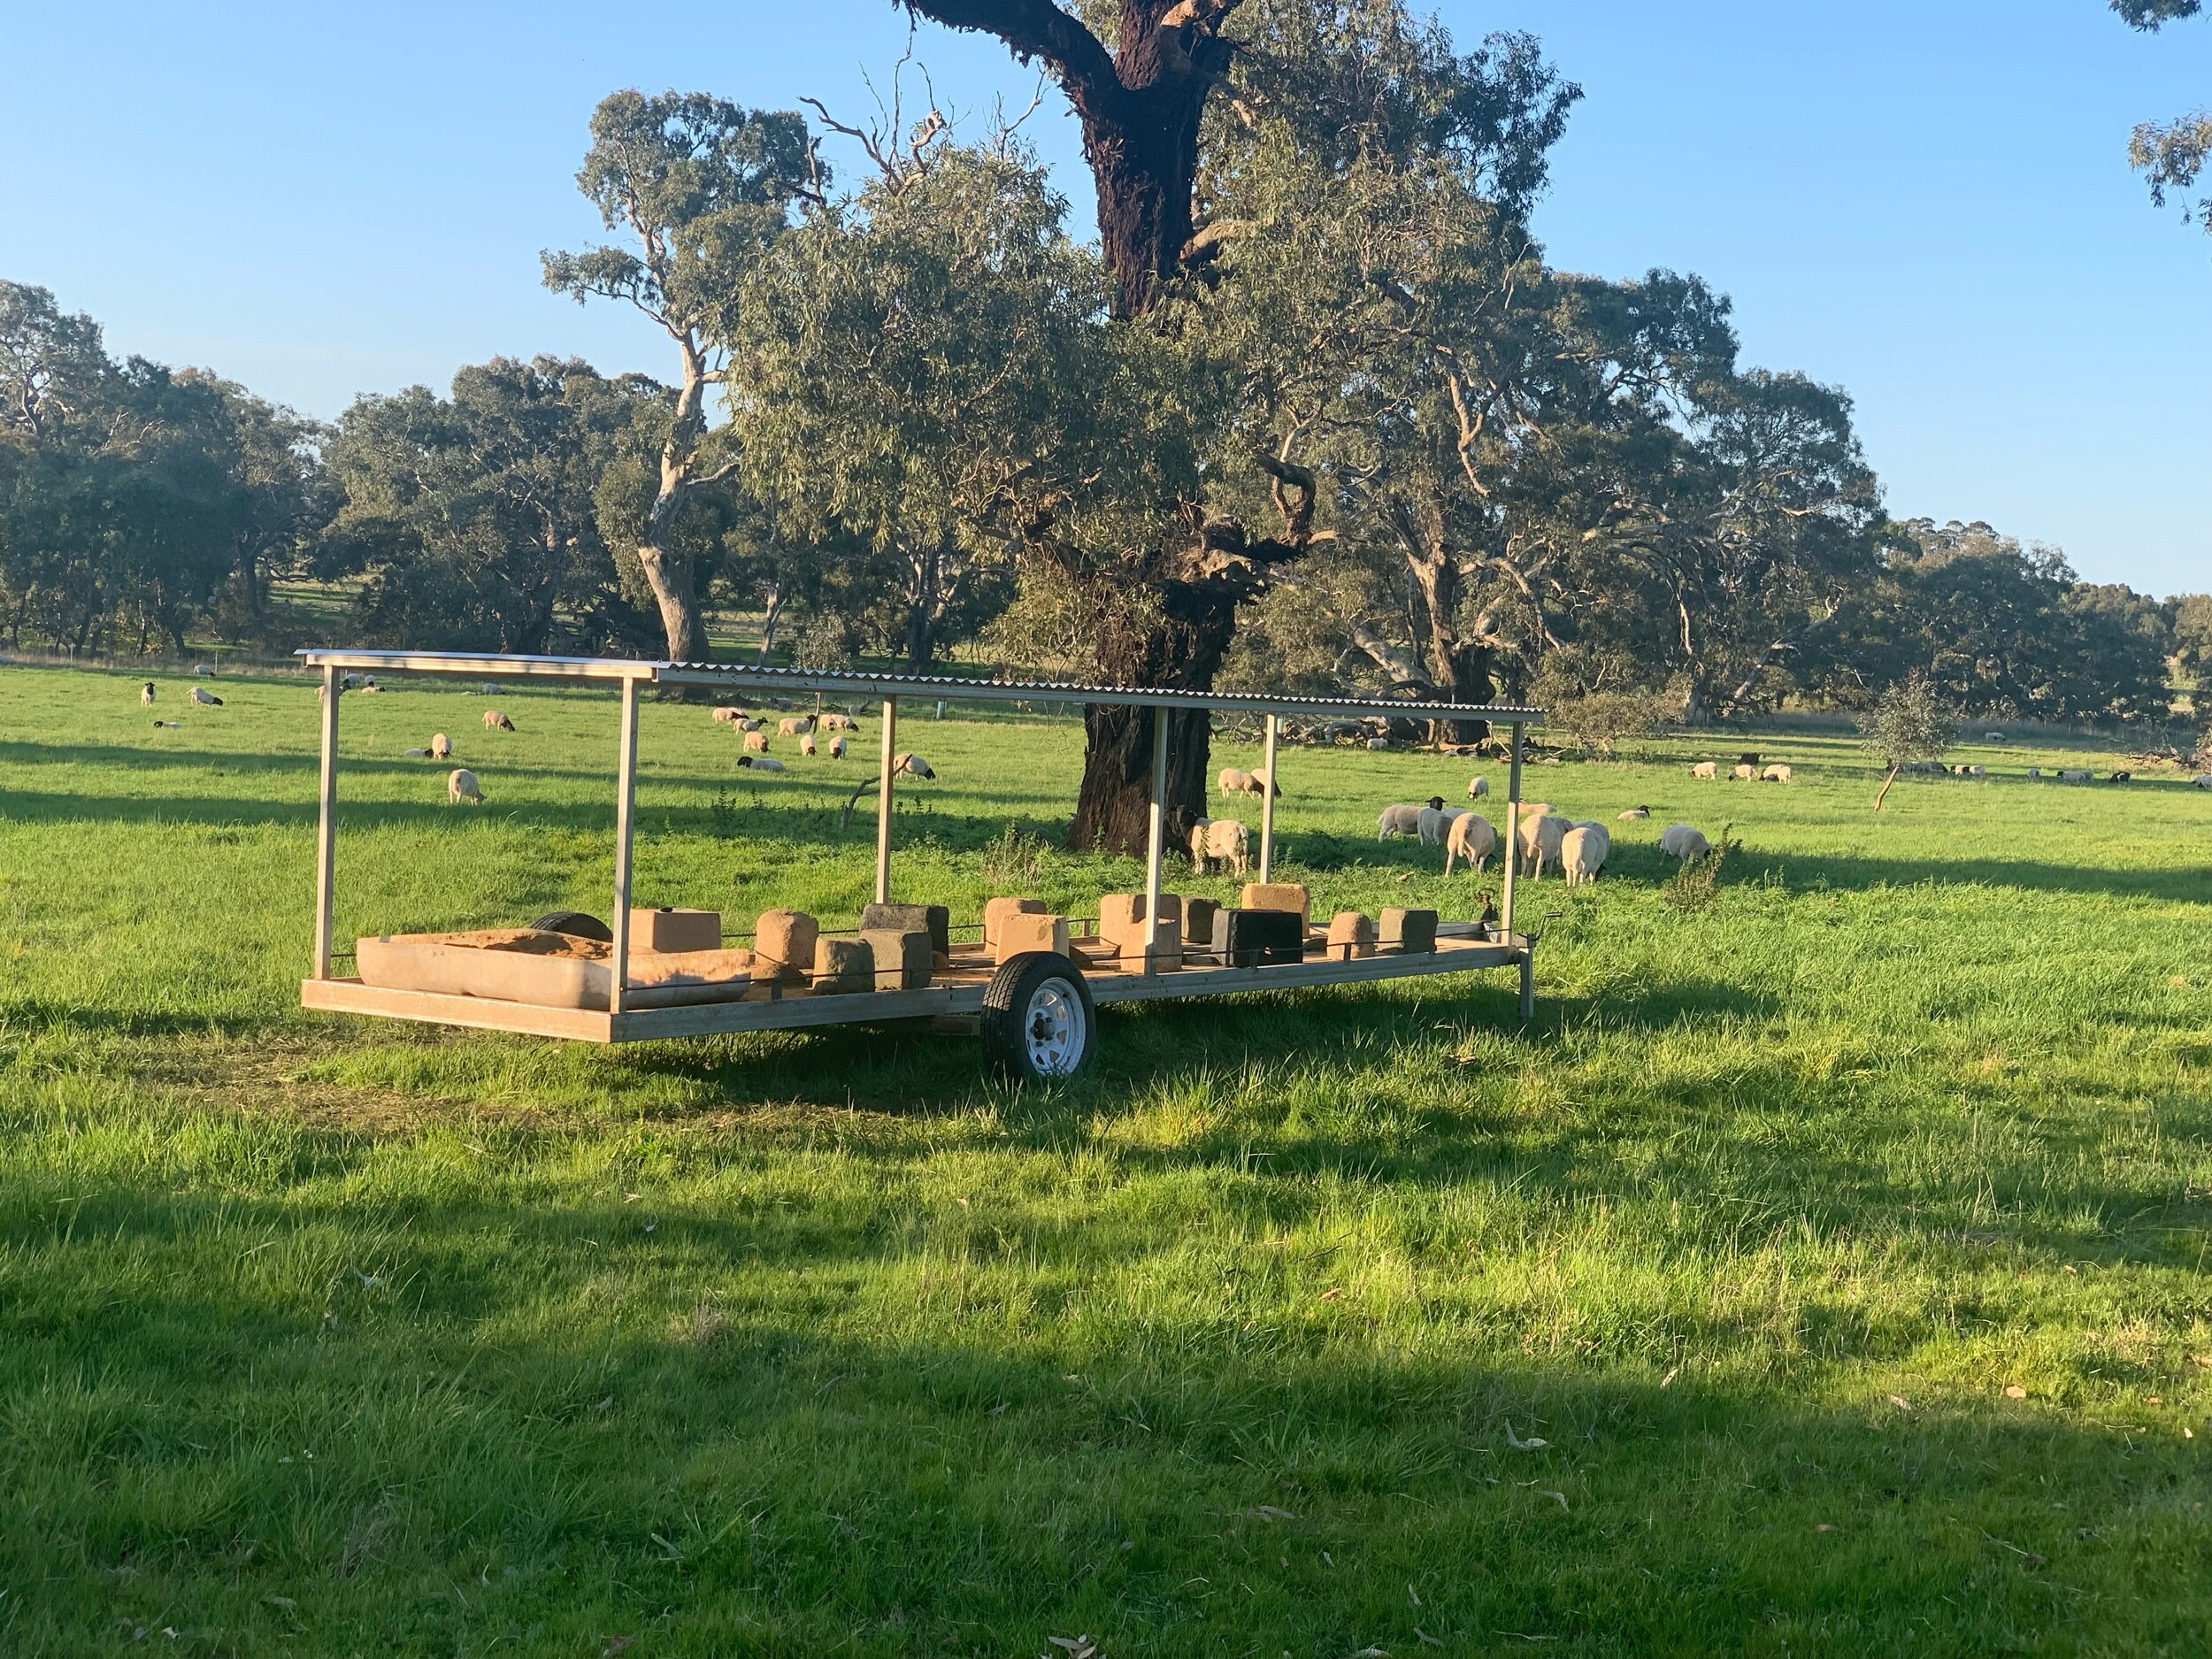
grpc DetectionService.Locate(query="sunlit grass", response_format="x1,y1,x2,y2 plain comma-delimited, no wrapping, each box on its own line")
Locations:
1,661,2208,1656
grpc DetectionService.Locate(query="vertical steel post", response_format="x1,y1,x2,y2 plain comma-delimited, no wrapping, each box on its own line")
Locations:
1142,703,1169,970
1257,711,1279,884
312,664,340,979
1501,720,1525,941
609,674,640,1017
874,696,898,906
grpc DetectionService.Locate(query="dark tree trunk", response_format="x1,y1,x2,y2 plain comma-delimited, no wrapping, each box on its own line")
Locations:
1404,541,1496,744
903,542,939,671
757,581,784,664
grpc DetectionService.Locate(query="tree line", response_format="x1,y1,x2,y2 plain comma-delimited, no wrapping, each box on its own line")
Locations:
3,0,2206,849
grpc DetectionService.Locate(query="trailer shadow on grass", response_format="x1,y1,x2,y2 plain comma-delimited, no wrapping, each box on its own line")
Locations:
3,1173,2207,1655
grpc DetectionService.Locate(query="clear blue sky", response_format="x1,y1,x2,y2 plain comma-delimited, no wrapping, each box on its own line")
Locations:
4,1,2205,592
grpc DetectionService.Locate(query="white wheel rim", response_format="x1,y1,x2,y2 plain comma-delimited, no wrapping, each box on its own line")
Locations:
1023,979,1085,1077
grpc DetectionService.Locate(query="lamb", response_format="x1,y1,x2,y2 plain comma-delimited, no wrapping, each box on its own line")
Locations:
894,752,935,780
1617,806,1651,820
1442,810,1497,876
1188,817,1250,876
744,730,770,754
1659,823,1712,865
151,719,180,729
830,733,848,759
1559,822,1611,887
447,768,484,804
1467,775,1489,799
1761,764,1792,784
1517,812,1572,879
1377,802,1429,840
190,686,223,706
1731,763,1756,781
736,754,786,773
1690,761,1717,780
1416,801,1463,845
776,715,814,737
799,733,818,757
140,681,156,705
483,710,515,732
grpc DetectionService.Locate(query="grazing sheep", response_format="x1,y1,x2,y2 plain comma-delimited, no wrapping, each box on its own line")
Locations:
1659,823,1712,865
894,752,935,780
356,683,380,693
1367,735,1390,751
1188,817,1250,876
2027,767,2043,780
1618,806,1651,820
152,718,180,728
1218,766,1256,797
1985,731,2005,741
2109,770,2132,784
194,664,212,676
1690,761,1717,780
830,733,848,759
140,681,156,706
736,717,763,733
776,715,813,737
1467,775,1489,799
818,712,852,732
2193,774,2212,789
1731,763,1755,781
1416,801,1461,845
430,733,453,761
1559,823,1611,887
1761,764,1792,784
1517,812,1572,880
1377,803,1427,840
1961,764,1985,778
744,730,770,754
799,733,818,757
190,686,223,706
403,747,429,757
2058,768,2093,783
1442,810,1497,876
447,768,484,804
710,706,745,724
483,709,515,731
735,754,786,773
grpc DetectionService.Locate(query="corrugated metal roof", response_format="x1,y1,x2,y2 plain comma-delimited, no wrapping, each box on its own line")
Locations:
297,649,1543,723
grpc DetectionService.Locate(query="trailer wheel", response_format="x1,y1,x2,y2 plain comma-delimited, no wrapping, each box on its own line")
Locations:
528,910,612,943
980,952,1095,1082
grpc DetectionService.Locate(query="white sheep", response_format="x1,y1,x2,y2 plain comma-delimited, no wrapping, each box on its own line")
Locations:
1416,803,1467,846
776,715,813,737
1366,735,1390,750
430,733,452,761
2195,774,2212,790
2027,767,2043,780
483,709,514,732
1467,775,1489,799
894,752,935,780
1617,806,1651,820
736,754,786,773
447,768,484,804
737,717,764,733
799,733,818,757
1690,760,1717,780
2058,768,2093,784
830,733,848,759
190,686,223,706
1377,803,1427,840
1188,817,1249,876
710,706,745,725
1559,822,1610,887
1442,811,1497,876
1961,764,1985,778
744,730,770,754
1517,812,1572,879
818,712,853,732
1761,764,1792,783
140,681,156,706
1659,823,1711,865
1218,766,1278,798
1731,763,1756,781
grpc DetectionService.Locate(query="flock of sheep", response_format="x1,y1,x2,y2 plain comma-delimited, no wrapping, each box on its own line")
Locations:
708,704,936,783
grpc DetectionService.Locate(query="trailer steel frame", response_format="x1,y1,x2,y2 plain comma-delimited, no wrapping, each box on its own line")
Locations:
296,650,1546,1056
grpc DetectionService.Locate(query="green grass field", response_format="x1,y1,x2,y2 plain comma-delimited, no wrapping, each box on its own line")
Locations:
3,662,2208,1657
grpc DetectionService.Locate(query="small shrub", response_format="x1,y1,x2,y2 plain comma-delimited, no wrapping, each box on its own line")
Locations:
981,822,1047,887
1663,823,1741,913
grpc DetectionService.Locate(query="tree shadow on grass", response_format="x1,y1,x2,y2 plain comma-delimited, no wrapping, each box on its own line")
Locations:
2,1178,2205,1658
1724,846,2212,905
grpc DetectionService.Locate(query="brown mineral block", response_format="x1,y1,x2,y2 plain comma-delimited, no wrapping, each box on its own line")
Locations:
810,935,875,995
1325,910,1377,961
1379,907,1437,954
752,910,819,983
629,907,721,955
993,910,1070,964
860,902,949,958
860,926,933,991
1239,881,1311,925
1096,892,1182,969
982,895,1047,952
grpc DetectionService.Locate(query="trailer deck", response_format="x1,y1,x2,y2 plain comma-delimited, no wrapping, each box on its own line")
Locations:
296,649,1546,1076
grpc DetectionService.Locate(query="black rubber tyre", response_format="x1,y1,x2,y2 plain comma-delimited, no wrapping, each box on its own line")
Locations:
980,952,1096,1082
528,910,613,943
